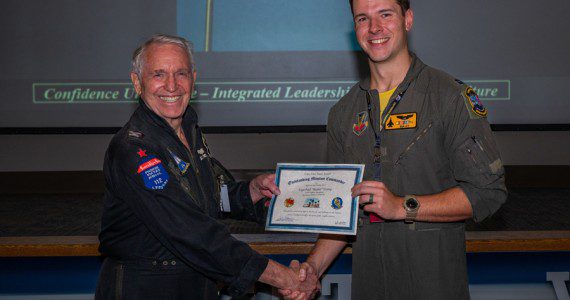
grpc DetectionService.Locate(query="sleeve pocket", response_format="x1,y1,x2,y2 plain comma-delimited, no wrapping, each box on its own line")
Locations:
454,137,504,186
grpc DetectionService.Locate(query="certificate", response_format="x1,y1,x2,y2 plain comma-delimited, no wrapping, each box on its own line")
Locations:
265,163,364,235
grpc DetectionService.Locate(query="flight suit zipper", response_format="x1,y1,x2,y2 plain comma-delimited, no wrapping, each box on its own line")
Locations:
394,122,433,164
184,145,210,213
167,124,211,213
184,129,212,214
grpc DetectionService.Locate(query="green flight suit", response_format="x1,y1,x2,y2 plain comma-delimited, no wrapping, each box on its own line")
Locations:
327,54,507,299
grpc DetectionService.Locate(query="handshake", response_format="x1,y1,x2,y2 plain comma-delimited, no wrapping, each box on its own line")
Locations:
260,259,321,300
278,260,321,300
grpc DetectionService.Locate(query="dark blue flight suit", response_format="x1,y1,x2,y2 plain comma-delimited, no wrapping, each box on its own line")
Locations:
96,101,268,299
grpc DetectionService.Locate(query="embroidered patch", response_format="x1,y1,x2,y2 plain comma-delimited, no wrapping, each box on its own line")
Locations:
168,149,189,174
128,130,144,139
137,156,169,190
331,197,343,210
385,112,417,130
137,148,147,158
463,87,487,119
352,111,369,136
197,148,208,161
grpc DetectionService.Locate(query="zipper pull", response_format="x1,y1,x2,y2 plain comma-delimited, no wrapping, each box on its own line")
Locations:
472,136,484,151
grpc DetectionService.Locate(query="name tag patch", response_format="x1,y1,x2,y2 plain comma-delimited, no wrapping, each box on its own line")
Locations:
385,112,417,130
137,156,169,190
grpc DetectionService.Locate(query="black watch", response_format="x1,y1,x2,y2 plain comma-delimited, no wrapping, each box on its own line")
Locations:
403,195,420,223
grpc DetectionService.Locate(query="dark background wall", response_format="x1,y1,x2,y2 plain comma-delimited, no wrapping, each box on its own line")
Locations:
2,131,570,172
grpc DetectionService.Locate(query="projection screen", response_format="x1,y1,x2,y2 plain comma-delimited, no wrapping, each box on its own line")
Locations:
1,0,569,128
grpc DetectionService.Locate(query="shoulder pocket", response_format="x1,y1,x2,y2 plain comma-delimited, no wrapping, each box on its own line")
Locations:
455,136,504,185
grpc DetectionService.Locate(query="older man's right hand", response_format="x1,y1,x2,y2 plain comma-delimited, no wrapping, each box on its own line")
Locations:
279,260,321,300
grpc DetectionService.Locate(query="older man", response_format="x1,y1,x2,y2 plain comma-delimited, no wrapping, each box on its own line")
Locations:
283,0,507,299
96,34,317,299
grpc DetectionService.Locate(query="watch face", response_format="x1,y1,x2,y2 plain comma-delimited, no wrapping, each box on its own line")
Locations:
406,198,419,210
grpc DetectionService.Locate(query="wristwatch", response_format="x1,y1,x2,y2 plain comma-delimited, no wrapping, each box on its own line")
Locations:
403,195,420,223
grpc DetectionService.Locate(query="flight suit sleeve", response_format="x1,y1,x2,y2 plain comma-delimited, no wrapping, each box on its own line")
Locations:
443,86,508,222
209,156,265,223
107,142,268,297
327,105,345,164
227,180,266,224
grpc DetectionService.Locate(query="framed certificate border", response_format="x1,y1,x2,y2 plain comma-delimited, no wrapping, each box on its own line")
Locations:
265,163,364,235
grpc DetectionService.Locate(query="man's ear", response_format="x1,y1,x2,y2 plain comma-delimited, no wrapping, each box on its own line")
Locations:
190,71,197,94
130,72,142,95
405,9,414,32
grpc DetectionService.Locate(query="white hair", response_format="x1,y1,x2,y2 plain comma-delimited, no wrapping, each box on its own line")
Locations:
131,34,196,77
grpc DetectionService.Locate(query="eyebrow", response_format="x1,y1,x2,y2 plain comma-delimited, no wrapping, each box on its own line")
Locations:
378,8,396,14
353,13,366,20
151,68,190,73
353,8,396,20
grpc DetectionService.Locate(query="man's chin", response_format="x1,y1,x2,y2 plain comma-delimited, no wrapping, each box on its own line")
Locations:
368,56,389,64
368,51,398,64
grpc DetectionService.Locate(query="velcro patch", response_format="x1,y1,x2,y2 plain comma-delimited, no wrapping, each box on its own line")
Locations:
128,130,144,139
137,156,169,190
385,113,417,130
463,87,487,119
489,158,503,174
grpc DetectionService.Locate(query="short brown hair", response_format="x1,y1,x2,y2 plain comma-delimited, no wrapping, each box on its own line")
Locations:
349,0,410,16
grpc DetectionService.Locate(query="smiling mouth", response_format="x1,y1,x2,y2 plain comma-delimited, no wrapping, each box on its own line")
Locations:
159,96,181,103
370,37,389,44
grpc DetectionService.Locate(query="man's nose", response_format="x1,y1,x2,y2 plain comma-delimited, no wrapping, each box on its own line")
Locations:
165,75,177,92
369,18,383,33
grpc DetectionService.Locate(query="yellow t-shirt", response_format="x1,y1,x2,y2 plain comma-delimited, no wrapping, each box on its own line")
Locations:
379,87,397,118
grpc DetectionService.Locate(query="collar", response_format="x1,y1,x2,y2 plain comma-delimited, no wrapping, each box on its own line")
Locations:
136,99,198,131
358,52,426,93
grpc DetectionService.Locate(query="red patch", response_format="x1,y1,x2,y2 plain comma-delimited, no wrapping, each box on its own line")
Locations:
353,123,366,132
137,149,147,158
137,158,161,173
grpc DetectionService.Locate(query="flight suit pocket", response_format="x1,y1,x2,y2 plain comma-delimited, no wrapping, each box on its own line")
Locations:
413,221,463,232
456,136,504,186
391,122,454,193
406,222,468,299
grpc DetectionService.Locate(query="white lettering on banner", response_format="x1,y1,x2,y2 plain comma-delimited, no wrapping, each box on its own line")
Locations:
547,272,570,300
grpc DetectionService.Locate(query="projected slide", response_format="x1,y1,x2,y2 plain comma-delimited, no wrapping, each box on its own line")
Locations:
1,0,569,128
